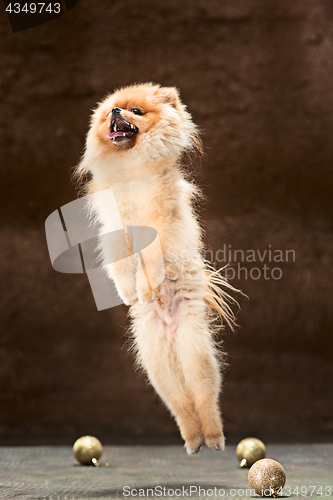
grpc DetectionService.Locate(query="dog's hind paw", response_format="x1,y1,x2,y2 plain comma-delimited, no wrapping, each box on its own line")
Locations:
185,436,204,455
205,434,225,451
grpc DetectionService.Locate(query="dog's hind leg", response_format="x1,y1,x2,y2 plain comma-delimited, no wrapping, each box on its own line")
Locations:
174,299,225,451
130,306,204,454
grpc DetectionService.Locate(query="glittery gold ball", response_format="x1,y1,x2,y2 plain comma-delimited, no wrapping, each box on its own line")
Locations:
248,458,286,497
73,436,103,465
236,437,266,467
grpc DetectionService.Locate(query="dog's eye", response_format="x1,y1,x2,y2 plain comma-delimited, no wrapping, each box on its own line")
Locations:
130,108,143,116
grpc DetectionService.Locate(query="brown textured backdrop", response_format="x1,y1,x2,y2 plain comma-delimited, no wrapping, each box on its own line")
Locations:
0,0,332,445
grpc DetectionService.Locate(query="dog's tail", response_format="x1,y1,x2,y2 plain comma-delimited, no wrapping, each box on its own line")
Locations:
203,261,243,331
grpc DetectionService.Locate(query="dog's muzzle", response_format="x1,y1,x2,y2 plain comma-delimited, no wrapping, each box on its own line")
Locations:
106,110,139,141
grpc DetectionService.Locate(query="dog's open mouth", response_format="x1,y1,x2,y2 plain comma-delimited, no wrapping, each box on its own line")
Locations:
107,117,139,141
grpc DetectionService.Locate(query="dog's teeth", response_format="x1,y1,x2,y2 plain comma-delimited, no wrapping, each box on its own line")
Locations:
124,120,129,125
130,124,134,129
123,132,126,137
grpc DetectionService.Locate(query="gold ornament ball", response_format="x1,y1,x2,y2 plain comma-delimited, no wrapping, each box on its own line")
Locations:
73,435,103,465
248,458,286,497
236,437,266,467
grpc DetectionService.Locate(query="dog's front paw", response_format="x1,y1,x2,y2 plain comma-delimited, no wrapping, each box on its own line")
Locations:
112,277,138,305
137,286,161,304
205,433,225,451
136,264,162,303
127,298,139,306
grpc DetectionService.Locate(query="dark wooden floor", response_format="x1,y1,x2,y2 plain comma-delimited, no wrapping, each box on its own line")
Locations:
0,444,332,499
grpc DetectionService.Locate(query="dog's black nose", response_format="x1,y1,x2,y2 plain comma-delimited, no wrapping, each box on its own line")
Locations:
111,107,122,115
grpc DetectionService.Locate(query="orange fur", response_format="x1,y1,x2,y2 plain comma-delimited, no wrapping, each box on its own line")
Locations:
74,83,239,454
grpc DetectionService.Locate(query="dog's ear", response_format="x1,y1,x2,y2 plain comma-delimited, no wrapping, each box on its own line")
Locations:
159,86,181,109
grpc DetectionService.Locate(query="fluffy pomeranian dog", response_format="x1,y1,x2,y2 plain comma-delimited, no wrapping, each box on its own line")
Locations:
75,83,237,454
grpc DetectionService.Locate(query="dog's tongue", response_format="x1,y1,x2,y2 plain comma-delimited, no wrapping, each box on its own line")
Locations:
106,131,125,139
